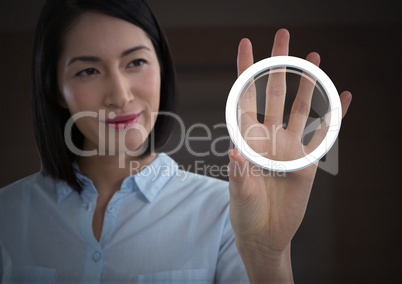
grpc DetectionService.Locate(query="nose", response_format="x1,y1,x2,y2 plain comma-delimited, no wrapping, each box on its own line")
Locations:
104,71,134,108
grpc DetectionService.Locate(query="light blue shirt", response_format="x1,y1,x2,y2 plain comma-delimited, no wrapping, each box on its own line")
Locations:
0,154,248,283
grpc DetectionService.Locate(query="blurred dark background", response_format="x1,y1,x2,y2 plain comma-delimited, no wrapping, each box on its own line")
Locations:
1,0,401,283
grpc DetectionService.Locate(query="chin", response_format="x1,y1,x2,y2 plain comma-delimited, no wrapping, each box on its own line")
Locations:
115,136,149,156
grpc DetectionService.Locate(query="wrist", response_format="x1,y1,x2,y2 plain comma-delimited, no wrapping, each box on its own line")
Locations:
236,239,290,260
236,241,293,283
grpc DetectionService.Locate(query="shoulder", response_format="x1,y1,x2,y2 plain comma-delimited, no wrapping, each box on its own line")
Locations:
0,172,57,209
0,173,38,195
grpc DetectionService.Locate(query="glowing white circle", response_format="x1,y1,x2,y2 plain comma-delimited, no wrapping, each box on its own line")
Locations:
226,56,342,172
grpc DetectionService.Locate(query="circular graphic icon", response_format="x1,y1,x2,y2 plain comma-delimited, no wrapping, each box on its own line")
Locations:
226,56,342,172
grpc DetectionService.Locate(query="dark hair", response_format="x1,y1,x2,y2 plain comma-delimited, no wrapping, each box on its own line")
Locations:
32,0,177,192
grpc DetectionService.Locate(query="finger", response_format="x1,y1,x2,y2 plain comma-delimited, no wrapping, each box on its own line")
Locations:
340,91,352,118
307,91,352,150
237,38,258,132
265,29,290,127
305,116,329,155
270,28,290,57
287,52,321,137
237,38,254,76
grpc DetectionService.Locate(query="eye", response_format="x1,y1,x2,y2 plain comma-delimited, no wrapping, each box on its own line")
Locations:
128,59,147,68
75,68,99,77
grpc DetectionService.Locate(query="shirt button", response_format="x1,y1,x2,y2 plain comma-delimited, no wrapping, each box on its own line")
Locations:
107,205,115,213
82,203,92,212
93,251,102,262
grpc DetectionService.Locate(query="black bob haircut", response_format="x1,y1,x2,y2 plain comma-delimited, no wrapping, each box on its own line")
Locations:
32,0,177,193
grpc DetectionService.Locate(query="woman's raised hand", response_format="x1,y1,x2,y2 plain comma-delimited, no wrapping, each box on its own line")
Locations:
227,28,352,283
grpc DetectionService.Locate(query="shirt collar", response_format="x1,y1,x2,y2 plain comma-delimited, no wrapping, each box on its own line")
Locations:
55,180,74,203
55,163,96,203
55,153,178,203
133,153,178,203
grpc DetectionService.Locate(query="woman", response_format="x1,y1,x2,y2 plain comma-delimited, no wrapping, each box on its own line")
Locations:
0,0,352,283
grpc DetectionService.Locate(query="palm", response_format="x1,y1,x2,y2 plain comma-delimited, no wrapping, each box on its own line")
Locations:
232,118,318,251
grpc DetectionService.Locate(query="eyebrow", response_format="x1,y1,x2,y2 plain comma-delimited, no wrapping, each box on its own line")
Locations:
67,45,151,66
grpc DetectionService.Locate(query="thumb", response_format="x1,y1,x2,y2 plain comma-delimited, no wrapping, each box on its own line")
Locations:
228,148,253,199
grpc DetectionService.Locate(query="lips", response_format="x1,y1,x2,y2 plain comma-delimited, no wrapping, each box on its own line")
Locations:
105,113,140,129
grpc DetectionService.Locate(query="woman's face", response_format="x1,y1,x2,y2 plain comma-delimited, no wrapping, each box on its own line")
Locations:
58,11,161,155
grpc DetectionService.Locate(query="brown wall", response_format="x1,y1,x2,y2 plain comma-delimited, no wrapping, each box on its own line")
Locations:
0,1,401,283
165,25,402,283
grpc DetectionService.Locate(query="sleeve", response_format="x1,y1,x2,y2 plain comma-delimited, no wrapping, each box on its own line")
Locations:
0,241,10,283
215,212,249,284
0,243,3,281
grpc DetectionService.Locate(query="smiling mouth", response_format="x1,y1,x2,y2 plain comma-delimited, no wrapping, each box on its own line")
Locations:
105,113,141,129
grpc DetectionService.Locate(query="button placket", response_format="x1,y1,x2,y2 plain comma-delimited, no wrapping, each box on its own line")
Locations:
100,199,121,245
107,204,115,213
81,202,93,212
79,194,99,246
